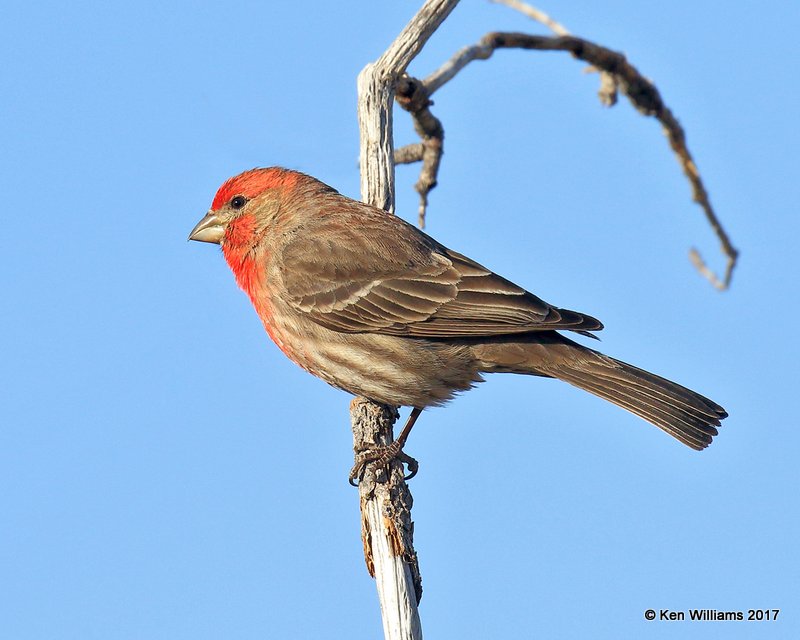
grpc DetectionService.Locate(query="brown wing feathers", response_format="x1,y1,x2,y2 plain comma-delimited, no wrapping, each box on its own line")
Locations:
281,213,601,338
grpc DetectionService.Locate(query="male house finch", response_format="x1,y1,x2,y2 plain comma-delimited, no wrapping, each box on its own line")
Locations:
190,167,726,460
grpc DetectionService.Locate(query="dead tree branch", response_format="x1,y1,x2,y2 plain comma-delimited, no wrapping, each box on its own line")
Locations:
395,75,444,228
351,2,737,636
358,0,459,213
351,400,422,603
492,0,569,35
396,2,738,289
354,2,459,638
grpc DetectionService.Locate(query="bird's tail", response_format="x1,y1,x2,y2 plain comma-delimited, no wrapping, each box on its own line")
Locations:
473,334,727,449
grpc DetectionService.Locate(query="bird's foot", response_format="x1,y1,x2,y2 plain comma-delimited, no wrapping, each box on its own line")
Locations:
349,441,419,486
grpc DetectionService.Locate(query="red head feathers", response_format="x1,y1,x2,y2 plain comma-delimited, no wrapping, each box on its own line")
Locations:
211,167,299,210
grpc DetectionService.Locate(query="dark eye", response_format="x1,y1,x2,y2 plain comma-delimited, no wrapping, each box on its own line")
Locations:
230,195,248,210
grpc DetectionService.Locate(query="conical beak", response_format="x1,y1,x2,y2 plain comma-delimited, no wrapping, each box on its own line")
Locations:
188,211,225,244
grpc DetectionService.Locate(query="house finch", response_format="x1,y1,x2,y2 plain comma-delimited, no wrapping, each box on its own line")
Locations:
190,167,726,458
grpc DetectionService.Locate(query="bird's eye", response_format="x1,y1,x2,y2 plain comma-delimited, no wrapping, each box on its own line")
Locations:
230,195,248,210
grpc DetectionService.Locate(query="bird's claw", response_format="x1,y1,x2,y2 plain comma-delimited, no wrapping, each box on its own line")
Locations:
398,451,419,481
349,445,419,486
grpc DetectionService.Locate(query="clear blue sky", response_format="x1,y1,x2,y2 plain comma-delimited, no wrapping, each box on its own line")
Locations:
2,1,797,638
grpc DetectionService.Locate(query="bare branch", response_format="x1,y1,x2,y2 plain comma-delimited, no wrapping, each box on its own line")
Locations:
351,400,422,637
424,40,493,94
492,0,569,35
355,2,460,638
358,0,460,213
421,30,738,289
395,143,425,165
495,1,623,107
690,248,736,292
353,2,736,635
595,67,619,106
395,75,444,228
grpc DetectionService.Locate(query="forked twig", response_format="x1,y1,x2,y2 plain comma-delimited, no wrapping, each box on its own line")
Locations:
394,76,443,228
356,2,737,636
397,1,738,288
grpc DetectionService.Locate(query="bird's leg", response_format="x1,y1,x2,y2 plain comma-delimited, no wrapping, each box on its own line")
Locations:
349,407,422,486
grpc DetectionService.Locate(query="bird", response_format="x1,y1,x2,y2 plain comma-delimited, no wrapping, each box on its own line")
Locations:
189,167,727,474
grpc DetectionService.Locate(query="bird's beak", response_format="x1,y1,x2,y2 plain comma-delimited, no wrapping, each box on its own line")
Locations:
188,211,225,244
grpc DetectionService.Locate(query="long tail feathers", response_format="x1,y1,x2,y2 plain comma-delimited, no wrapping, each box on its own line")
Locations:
552,350,727,450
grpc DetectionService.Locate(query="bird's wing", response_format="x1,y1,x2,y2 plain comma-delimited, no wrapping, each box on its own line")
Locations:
279,207,602,337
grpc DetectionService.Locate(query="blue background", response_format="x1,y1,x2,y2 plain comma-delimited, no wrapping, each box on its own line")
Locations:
2,1,797,638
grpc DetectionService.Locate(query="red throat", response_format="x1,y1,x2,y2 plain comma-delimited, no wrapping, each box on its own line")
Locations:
220,217,289,355
221,214,263,302
214,167,303,360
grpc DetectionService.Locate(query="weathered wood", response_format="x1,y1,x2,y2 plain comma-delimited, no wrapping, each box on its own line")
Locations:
353,2,461,639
